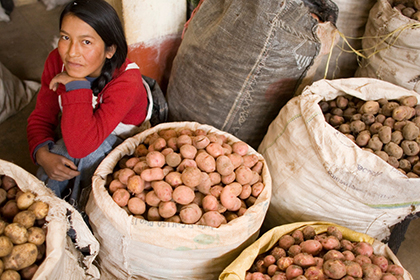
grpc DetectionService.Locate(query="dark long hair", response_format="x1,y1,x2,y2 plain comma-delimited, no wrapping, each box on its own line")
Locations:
60,0,128,95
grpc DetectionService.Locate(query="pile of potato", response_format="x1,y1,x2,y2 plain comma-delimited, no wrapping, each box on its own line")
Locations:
0,175,49,280
320,95,420,178
392,0,420,20
106,127,266,228
246,225,405,280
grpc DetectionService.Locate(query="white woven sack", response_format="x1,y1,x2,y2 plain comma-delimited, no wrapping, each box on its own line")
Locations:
355,0,420,93
0,159,100,280
86,121,272,280
258,78,420,242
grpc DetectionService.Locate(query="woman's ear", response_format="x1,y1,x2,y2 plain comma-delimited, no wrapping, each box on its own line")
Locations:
106,44,117,59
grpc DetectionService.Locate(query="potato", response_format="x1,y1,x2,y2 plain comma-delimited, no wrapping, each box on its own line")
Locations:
3,243,38,270
216,155,235,176
1,176,16,191
27,227,46,246
108,179,126,194
1,200,19,221
197,210,226,228
362,263,382,280
0,220,9,235
126,175,145,195
140,167,165,182
285,265,303,279
353,241,373,257
293,253,315,268
179,144,197,160
323,259,346,279
220,183,242,211
402,121,419,140
321,235,341,250
345,260,363,278
392,106,412,121
231,141,249,156
151,181,173,202
360,100,380,115
16,192,36,211
192,135,210,149
196,172,212,195
0,236,13,257
146,207,162,221
278,235,295,250
172,185,195,205
118,168,135,185
127,197,146,215
4,223,28,245
370,254,389,273
181,167,202,188
145,190,161,207
158,201,177,219
165,152,182,168
176,134,192,147
179,203,202,224
384,142,404,159
112,188,130,207
195,152,216,173
133,160,149,175
401,140,420,156
0,270,21,280
20,263,39,280
13,211,36,229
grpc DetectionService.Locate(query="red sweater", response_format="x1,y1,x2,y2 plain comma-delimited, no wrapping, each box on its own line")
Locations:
27,49,148,160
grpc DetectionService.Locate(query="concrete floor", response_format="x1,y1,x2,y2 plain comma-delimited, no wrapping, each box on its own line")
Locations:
0,2,419,279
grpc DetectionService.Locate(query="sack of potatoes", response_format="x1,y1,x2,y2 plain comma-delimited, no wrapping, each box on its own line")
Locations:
219,221,413,280
86,121,272,280
0,159,100,280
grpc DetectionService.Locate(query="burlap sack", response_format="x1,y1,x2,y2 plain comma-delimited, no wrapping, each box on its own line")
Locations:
355,0,420,93
86,122,272,280
0,159,100,279
258,78,420,242
167,0,338,149
219,221,413,280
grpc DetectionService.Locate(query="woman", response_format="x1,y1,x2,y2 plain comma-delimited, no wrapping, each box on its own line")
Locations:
27,0,149,211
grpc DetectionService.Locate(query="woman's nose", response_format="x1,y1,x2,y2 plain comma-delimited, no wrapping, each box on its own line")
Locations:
68,41,80,57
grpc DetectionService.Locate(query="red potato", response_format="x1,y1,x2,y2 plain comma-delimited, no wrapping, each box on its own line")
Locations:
216,155,235,176
362,263,382,280
134,143,149,157
197,210,227,228
251,182,264,197
108,179,126,193
220,183,242,211
140,167,165,182
304,266,325,280
323,250,345,261
327,226,343,240
151,181,173,202
118,168,136,185
179,144,198,160
242,154,259,168
345,261,363,278
127,197,146,215
278,235,295,250
353,241,373,257
209,172,221,185
202,194,219,212
270,247,287,260
176,159,197,172
165,152,182,167
381,273,398,280
133,160,149,175
235,166,253,185
221,172,236,185
147,207,162,221
231,141,249,156
321,235,341,250
263,255,277,267
145,190,161,207
162,165,174,177
112,188,130,207
179,203,202,224
323,259,346,279
302,226,316,240
370,255,389,272
354,254,372,266
176,134,193,147
158,201,177,219
293,253,315,267
341,239,355,251
126,175,145,195
210,185,224,198
285,264,303,280
181,167,202,188
287,245,301,257
159,128,177,141
291,230,304,244
150,137,166,151
195,152,216,173
277,256,294,271
165,215,181,223
146,151,166,168
272,272,287,280
342,250,355,261
205,142,224,158
125,157,140,169
386,264,404,276
167,137,178,151
192,135,210,149
165,171,183,187
300,239,323,255
172,185,195,205
227,153,244,169
222,143,232,155
239,184,252,200
161,147,174,156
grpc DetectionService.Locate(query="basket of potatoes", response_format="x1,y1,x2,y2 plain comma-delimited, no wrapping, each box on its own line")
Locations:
86,121,272,280
0,159,100,280
219,221,413,280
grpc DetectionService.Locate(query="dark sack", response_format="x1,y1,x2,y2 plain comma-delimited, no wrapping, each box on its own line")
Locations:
166,0,338,149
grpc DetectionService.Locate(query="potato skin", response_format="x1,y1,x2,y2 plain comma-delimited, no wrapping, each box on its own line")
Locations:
2,242,38,271
0,236,13,257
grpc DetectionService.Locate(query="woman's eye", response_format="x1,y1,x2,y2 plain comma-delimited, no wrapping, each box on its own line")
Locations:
83,40,91,45
60,35,69,40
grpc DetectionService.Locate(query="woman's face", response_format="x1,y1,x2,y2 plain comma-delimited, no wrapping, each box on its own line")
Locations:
58,14,116,78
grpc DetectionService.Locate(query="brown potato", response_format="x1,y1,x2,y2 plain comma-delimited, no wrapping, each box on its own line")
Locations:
4,223,28,245
0,236,13,257
3,243,38,270
27,201,49,220
13,211,36,229
27,227,46,246
16,192,36,210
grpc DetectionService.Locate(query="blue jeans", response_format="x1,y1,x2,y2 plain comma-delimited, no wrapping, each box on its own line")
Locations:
37,134,123,212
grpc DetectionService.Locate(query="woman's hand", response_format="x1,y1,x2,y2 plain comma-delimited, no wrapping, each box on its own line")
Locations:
35,146,80,181
49,72,86,92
